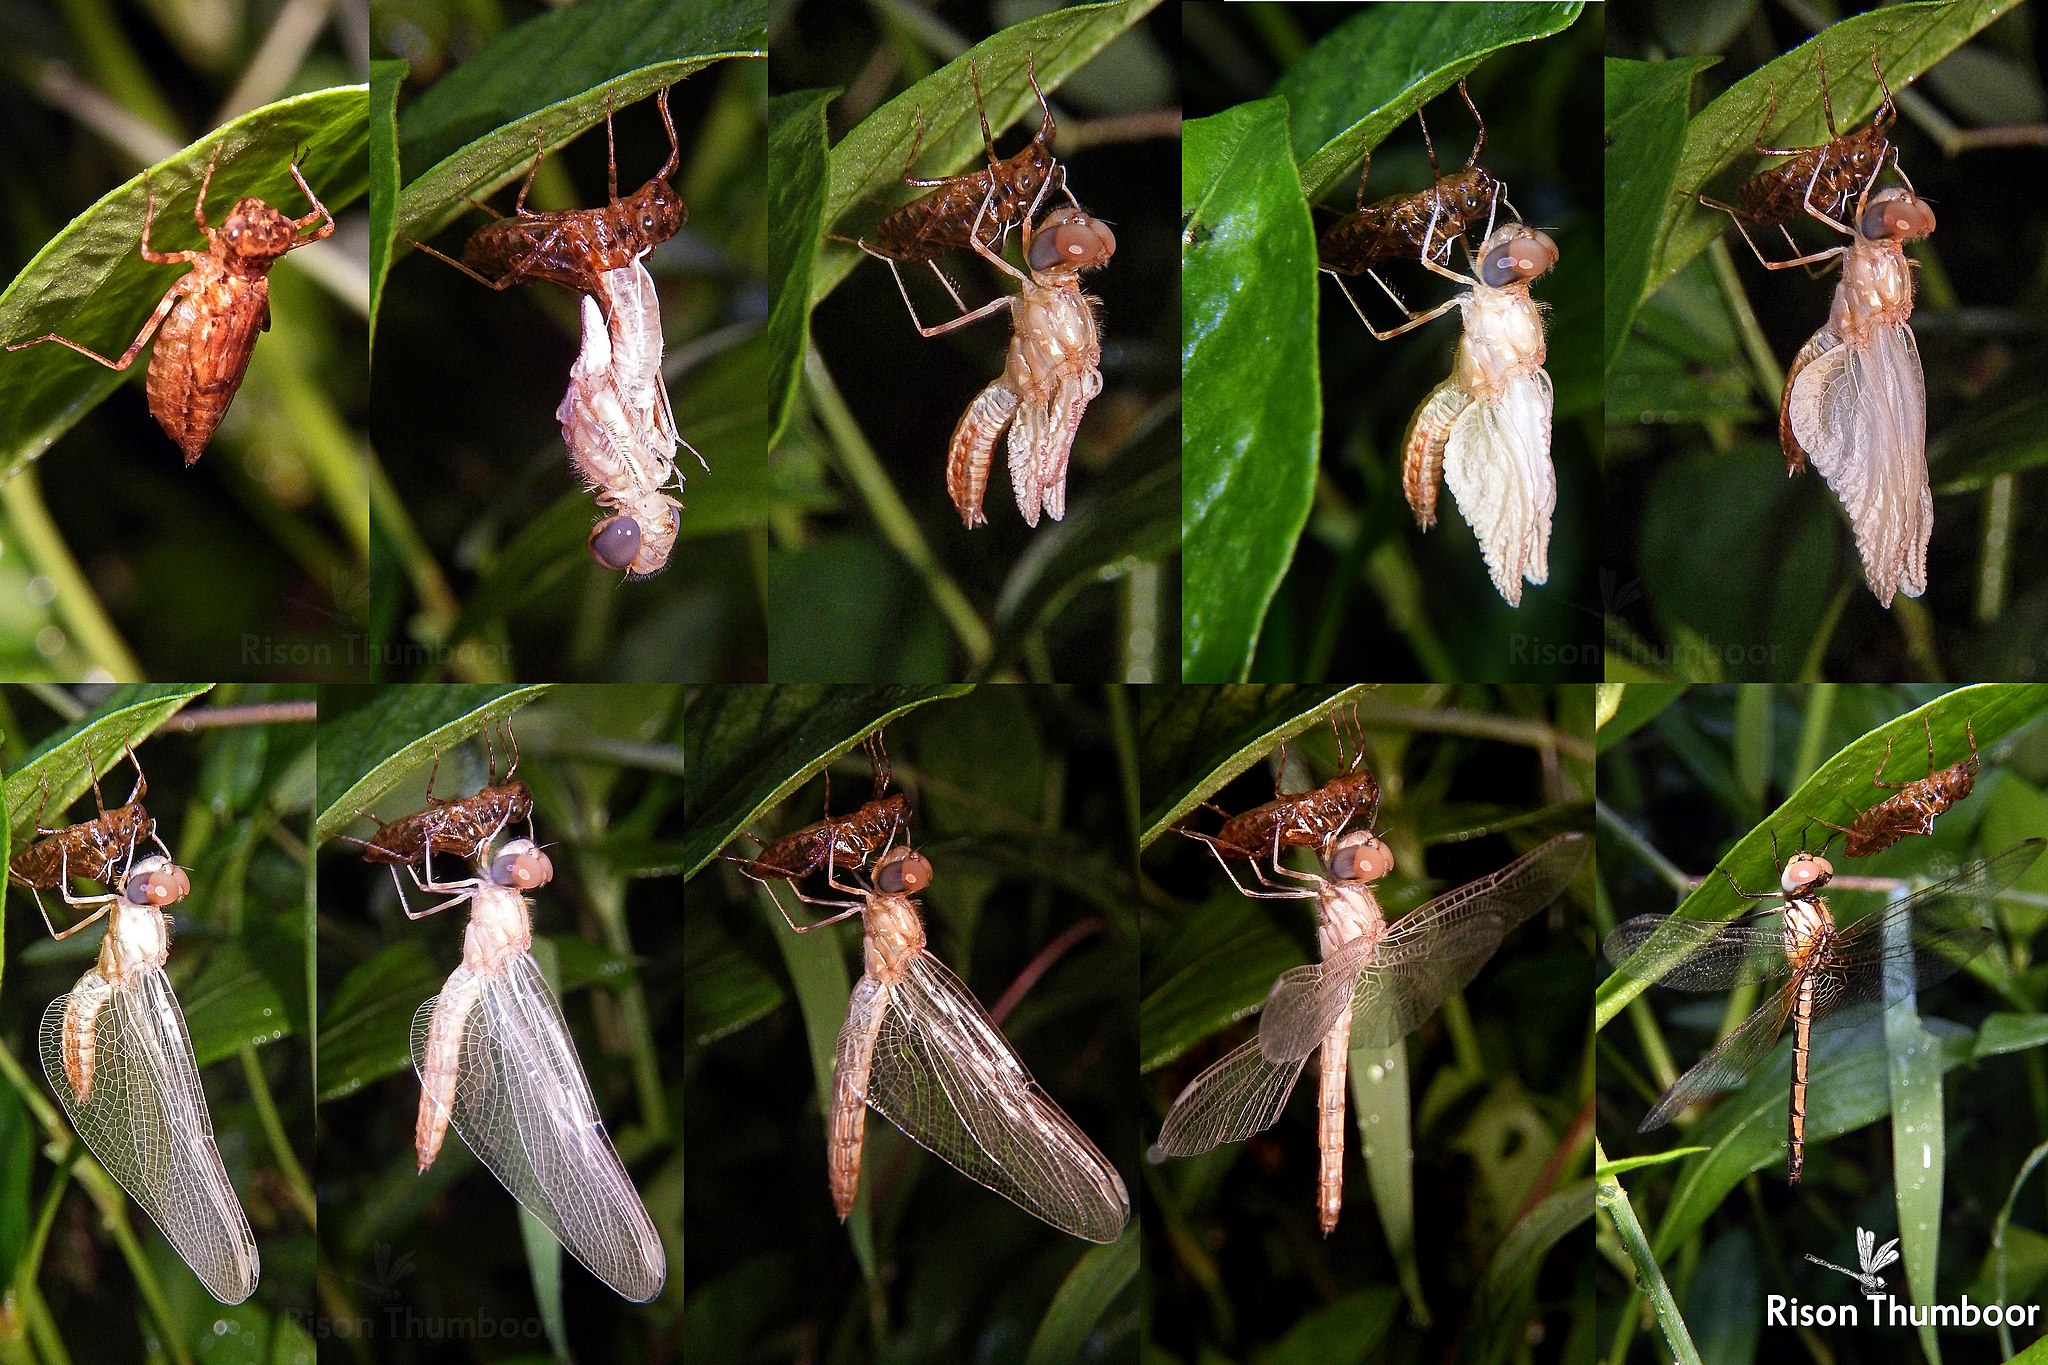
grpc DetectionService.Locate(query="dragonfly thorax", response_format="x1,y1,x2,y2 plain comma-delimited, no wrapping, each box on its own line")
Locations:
862,890,927,980
463,883,535,974
100,899,171,983
1781,895,1836,960
1317,880,1387,957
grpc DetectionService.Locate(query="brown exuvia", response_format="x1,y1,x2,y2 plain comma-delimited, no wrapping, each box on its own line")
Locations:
1317,80,1501,278
412,85,685,300
5,145,334,464
1815,717,1979,858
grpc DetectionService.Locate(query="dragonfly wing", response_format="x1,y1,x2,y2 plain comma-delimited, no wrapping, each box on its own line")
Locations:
861,955,1130,1243
1149,1034,1313,1160
40,968,259,1304
1640,977,1799,1131
1604,912,1795,991
1257,953,1368,1064
411,954,666,1301
1353,831,1589,1046
1817,841,2043,1016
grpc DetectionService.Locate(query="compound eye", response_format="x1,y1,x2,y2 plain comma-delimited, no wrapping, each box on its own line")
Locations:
492,845,554,889
875,849,933,894
588,516,641,570
130,864,190,905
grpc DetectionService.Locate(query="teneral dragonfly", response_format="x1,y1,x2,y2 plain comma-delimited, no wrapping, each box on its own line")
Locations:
38,847,260,1303
909,186,1114,528
1150,829,1587,1233
408,832,666,1300
1603,837,2043,1180
761,843,1129,1241
1341,212,1560,605
1747,160,1934,606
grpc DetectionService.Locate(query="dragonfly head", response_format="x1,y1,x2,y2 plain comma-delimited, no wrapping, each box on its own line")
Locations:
1326,829,1394,884
122,855,191,908
490,838,555,891
1780,851,1834,895
1859,188,1934,244
1028,209,1116,275
873,846,932,895
1476,224,1558,288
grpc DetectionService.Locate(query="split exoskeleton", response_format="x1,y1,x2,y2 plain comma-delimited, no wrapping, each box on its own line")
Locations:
1703,50,1934,608
848,57,1114,529
5,145,335,464
411,86,704,577
1320,85,1561,607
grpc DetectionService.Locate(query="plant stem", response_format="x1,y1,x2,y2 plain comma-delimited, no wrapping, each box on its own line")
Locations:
239,1045,316,1225
1351,700,1594,761
1,469,142,680
1707,237,1782,403
803,345,993,668
163,700,318,730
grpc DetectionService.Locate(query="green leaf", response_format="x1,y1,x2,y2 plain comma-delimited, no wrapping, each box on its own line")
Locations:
683,915,784,1049
1597,1147,1711,1177
1929,348,2048,488
3,685,214,847
1886,1007,1945,1356
1604,57,1713,378
1181,100,1320,682
811,0,1162,307
1139,891,1305,1074
1648,0,2009,298
394,0,767,241
181,939,297,1069
1259,1287,1401,1365
367,60,407,346
0,88,370,476
1595,683,1689,753
1476,1179,1595,1321
313,684,549,842
680,685,971,877
1274,1,1586,200
315,939,442,1102
1355,1042,1422,1319
1022,1230,1137,1365
765,90,834,453
1135,683,1369,847
1597,684,2048,1027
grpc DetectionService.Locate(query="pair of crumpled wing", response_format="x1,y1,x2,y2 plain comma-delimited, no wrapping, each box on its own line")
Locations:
946,371,1097,528
1401,371,1556,606
1780,321,1931,607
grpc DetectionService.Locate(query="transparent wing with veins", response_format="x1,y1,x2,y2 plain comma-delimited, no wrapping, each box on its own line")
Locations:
411,953,667,1301
1150,833,1587,1159
1260,833,1590,1059
1604,842,2037,1128
39,969,259,1304
852,953,1130,1243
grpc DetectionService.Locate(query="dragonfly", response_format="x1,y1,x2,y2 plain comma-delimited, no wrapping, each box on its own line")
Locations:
36,842,259,1303
1603,836,2043,1180
1150,829,1587,1233
761,841,1130,1241
408,828,666,1301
